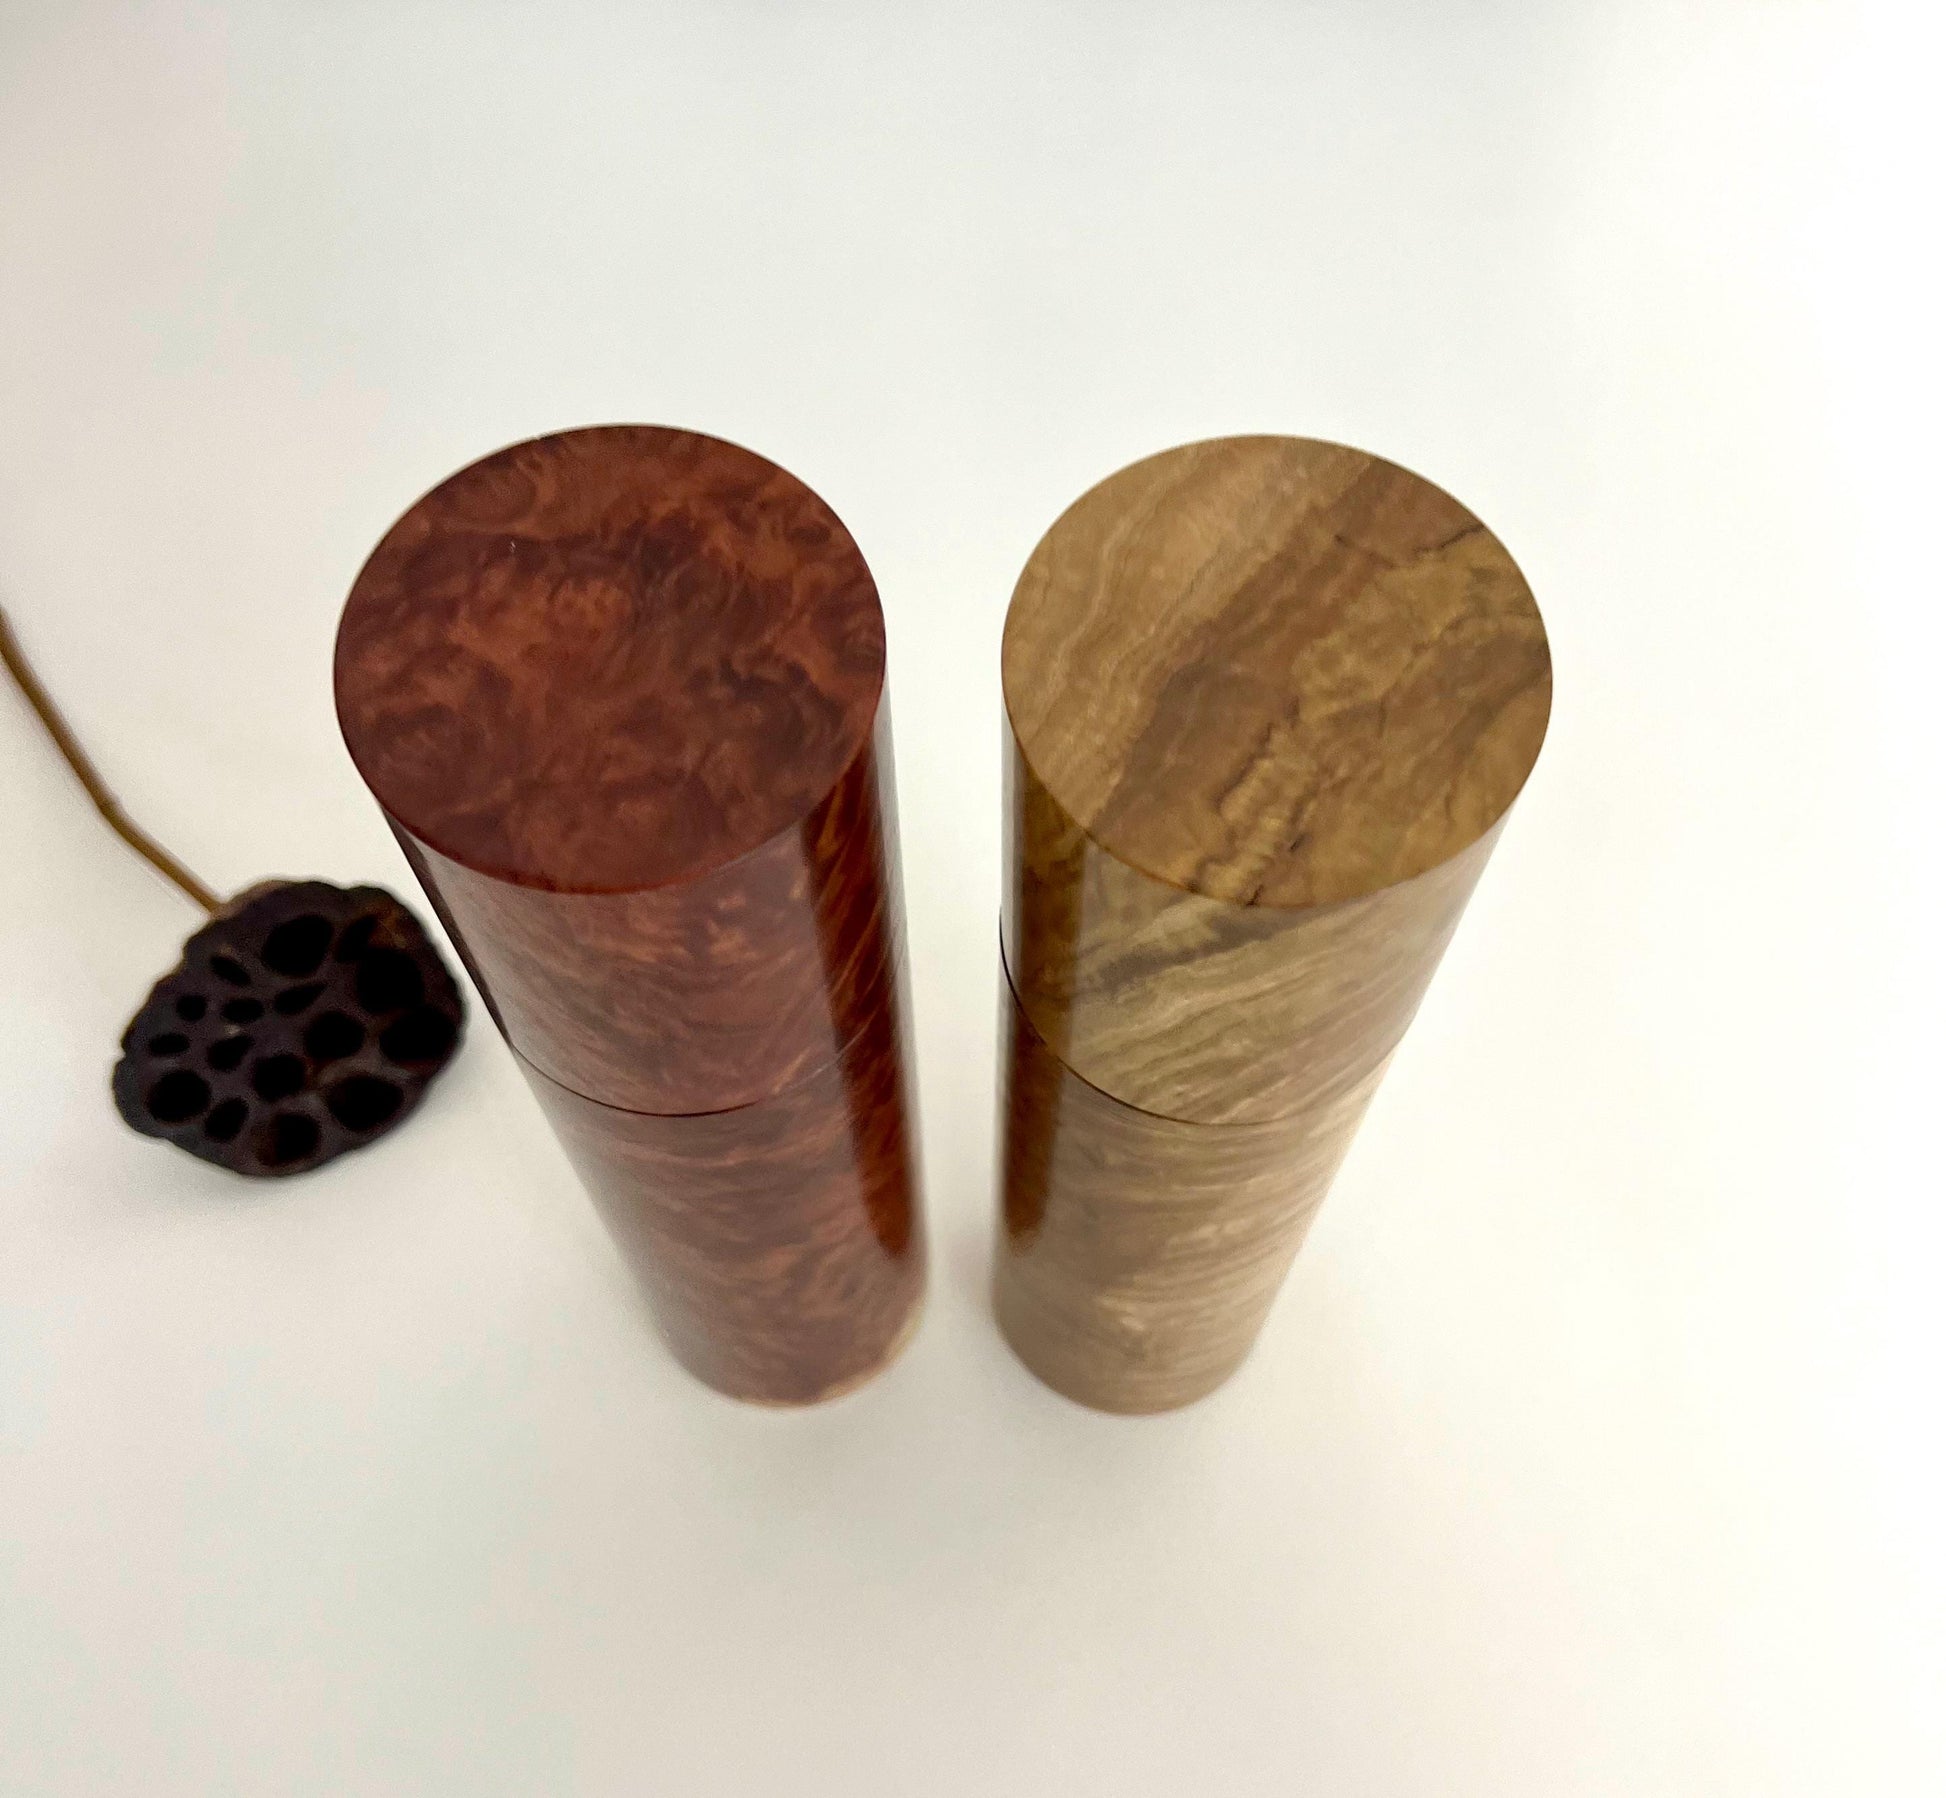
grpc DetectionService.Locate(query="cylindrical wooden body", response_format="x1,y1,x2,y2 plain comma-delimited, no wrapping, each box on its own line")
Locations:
335,425,924,1404
525,959,921,1405
995,436,1550,1412
997,961,1384,1413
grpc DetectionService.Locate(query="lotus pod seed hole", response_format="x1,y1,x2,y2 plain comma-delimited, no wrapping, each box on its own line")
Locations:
147,1070,211,1123
257,1113,321,1169
380,1007,456,1067
261,914,333,978
327,1076,404,1133
304,1011,364,1062
251,1054,306,1102
354,949,423,1015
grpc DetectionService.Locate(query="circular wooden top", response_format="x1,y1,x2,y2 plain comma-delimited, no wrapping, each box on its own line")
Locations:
1002,437,1551,910
335,426,884,894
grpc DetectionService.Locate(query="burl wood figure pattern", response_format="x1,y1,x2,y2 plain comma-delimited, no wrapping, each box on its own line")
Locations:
336,425,923,1405
997,436,1550,1413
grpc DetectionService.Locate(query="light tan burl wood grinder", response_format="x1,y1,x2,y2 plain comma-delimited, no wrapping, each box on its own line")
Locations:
996,435,1552,1413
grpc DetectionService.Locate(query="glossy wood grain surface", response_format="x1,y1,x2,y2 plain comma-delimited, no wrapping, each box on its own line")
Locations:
335,426,922,1403
1001,437,1549,1126
393,715,902,1113
994,962,1381,1414
1005,740,1499,1125
338,425,883,896
526,959,924,1406
336,424,899,1114
996,437,1549,1409
1003,435,1549,913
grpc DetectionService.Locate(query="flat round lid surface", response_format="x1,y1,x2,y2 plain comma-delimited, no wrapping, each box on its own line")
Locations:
335,426,884,893
1002,436,1552,910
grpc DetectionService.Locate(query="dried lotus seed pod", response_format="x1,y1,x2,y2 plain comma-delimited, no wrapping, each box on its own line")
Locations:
111,879,464,1177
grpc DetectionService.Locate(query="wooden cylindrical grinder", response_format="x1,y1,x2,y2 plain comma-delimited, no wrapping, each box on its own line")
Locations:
334,425,923,1405
996,436,1551,1413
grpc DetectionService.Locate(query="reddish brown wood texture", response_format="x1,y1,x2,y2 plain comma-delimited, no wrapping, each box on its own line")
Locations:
335,425,900,1114
336,426,883,896
524,960,923,1405
391,715,903,1113
334,425,923,1403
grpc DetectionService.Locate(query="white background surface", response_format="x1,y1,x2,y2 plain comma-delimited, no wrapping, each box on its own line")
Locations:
3,4,1941,1793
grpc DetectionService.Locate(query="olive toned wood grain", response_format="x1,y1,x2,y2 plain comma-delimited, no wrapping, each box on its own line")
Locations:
525,959,924,1407
1003,435,1550,914
996,436,1549,1409
336,426,923,1404
994,961,1382,1414
1001,438,1549,1127
1005,740,1500,1125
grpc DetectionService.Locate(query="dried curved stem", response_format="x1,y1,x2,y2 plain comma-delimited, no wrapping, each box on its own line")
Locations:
1,604,221,913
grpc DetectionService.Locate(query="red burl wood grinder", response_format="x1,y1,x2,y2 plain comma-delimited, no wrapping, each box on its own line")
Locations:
334,426,925,1405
